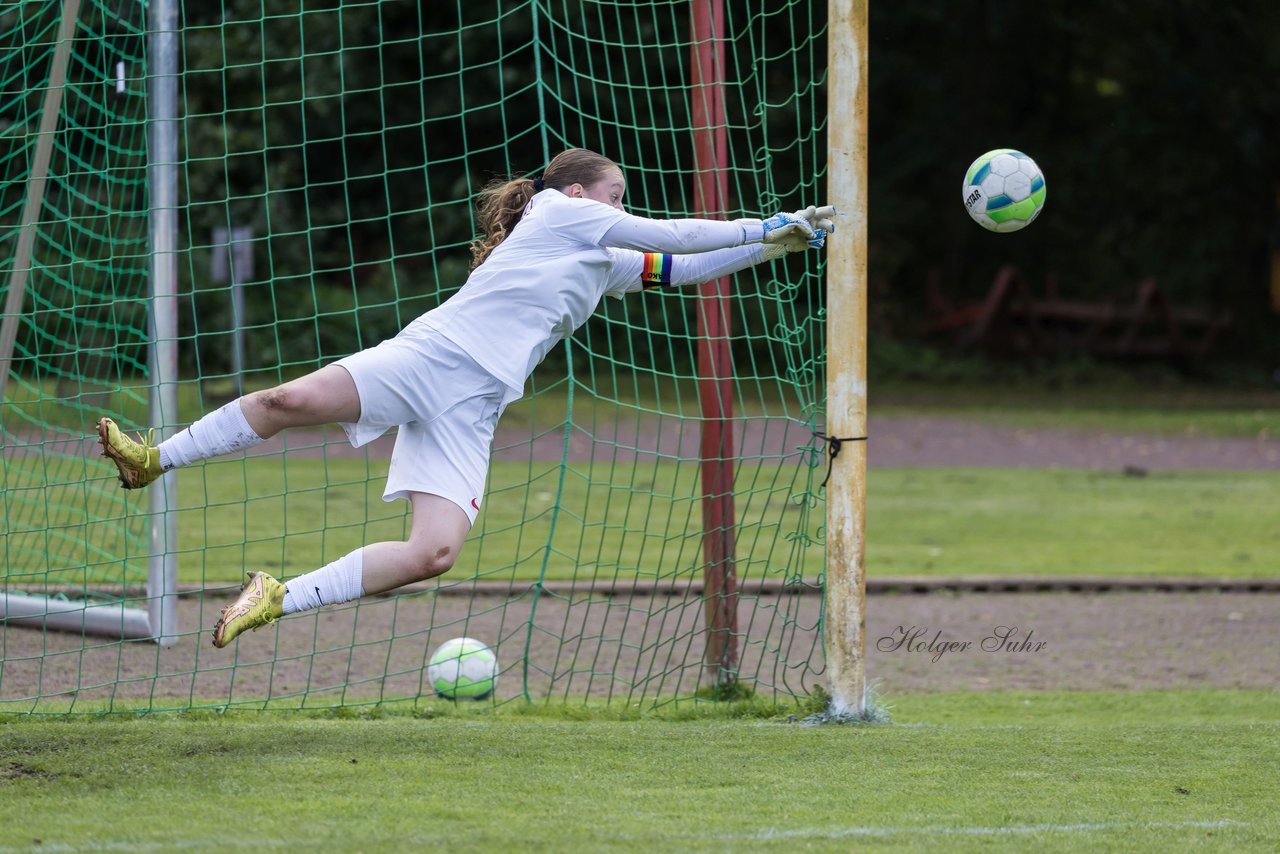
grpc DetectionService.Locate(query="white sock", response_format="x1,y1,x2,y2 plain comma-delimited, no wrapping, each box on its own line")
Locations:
281,548,365,615
158,399,264,470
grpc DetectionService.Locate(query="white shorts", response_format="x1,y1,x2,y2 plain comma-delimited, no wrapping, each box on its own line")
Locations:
334,319,512,523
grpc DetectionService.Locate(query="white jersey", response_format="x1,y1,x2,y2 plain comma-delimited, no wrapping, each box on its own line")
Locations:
334,189,777,516
420,189,765,397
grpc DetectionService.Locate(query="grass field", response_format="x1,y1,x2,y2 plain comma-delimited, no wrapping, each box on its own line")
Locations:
115,459,1280,584
0,691,1275,852
5,455,1278,587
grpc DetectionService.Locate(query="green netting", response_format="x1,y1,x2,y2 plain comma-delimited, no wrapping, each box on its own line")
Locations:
0,1,151,597
1,0,832,713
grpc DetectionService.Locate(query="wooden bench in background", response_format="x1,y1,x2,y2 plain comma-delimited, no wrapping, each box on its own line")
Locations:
922,266,1233,361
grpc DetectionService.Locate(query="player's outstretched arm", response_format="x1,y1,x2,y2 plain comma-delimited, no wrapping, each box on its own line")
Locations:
608,224,828,294
599,203,835,255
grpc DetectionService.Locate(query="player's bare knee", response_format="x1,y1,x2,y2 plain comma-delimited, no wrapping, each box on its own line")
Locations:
408,544,456,582
250,384,319,428
256,385,300,413
426,544,457,577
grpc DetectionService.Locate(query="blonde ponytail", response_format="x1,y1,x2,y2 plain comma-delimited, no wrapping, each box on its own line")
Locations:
469,177,537,268
468,148,619,268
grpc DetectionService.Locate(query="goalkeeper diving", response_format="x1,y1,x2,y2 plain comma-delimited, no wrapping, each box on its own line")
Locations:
94,147,836,647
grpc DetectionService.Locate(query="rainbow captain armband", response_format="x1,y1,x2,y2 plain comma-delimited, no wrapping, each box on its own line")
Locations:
640,253,674,289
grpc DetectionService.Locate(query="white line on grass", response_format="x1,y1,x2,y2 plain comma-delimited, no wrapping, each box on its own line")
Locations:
732,819,1246,842
0,819,1255,853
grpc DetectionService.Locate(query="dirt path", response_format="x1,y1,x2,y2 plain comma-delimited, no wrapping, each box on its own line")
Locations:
279,415,1280,470
2,590,1276,706
24,414,1280,470
32,409,1280,471
866,416,1280,470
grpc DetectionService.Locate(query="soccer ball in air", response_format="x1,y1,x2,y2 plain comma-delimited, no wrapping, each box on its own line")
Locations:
962,149,1046,232
427,637,498,701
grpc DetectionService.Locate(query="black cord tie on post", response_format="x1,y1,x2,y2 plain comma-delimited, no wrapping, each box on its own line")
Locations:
814,432,867,487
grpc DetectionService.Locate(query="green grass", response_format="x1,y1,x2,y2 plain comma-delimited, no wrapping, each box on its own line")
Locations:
132,461,1280,581
869,467,1280,577
0,691,1275,852
5,456,1278,586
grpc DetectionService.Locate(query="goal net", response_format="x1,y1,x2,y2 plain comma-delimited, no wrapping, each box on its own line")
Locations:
0,0,834,713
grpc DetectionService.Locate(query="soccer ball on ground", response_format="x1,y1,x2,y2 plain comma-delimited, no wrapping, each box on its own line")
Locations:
962,149,1046,232
427,637,498,701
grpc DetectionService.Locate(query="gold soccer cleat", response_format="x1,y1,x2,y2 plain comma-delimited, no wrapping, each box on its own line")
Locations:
96,417,163,489
211,572,286,648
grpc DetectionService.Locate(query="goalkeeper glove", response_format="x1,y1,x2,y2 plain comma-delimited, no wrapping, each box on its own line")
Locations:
763,230,825,259
795,205,838,248
768,234,815,256
761,211,817,246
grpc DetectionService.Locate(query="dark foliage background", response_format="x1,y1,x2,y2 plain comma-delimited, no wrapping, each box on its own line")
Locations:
167,0,1280,381
871,0,1280,377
